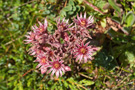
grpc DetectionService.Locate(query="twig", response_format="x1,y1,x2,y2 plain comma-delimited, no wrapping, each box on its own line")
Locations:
64,0,67,7
78,73,93,79
22,68,34,77
18,68,34,81
83,0,105,15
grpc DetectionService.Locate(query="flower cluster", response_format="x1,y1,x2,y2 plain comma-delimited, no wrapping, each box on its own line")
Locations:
25,12,98,78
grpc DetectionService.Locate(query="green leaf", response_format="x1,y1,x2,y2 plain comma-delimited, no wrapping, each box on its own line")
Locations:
67,77,74,82
125,51,135,62
95,50,116,69
68,0,74,6
60,10,66,17
51,82,57,90
1,44,6,50
111,16,121,24
79,79,94,86
63,5,72,11
125,11,135,27
27,79,32,87
108,0,121,14
14,80,18,87
121,13,126,24
131,36,135,40
60,38,64,44
68,11,74,15
76,0,83,4
76,5,81,12
69,85,74,90
97,1,107,10
72,6,76,11
19,81,23,90
63,81,68,87
100,18,106,28
125,51,135,67
8,77,15,81
117,44,135,67
107,28,120,37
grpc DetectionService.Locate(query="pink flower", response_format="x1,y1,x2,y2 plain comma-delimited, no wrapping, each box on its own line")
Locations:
24,19,48,44
74,12,94,28
28,45,43,56
71,26,92,38
47,58,71,78
40,65,48,74
32,19,48,34
56,18,73,32
74,41,98,63
35,53,50,74
34,53,49,68
24,32,36,44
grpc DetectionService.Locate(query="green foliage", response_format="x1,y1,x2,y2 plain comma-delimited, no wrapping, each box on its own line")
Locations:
125,11,135,27
60,0,83,18
108,0,121,14
0,0,135,89
79,79,94,86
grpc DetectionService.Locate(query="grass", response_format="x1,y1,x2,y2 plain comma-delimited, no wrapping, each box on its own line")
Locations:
0,0,135,89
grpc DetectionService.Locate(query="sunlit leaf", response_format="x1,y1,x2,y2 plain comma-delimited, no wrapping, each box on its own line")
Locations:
79,79,94,86
125,11,135,27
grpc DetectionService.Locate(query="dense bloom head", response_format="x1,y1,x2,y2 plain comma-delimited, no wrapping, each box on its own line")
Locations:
74,41,98,63
47,58,71,78
74,12,94,28
25,13,100,78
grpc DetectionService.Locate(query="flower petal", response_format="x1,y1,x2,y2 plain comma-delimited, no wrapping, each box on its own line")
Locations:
56,70,59,78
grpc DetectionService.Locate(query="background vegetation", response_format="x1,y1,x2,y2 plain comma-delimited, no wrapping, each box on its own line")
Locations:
0,0,135,89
